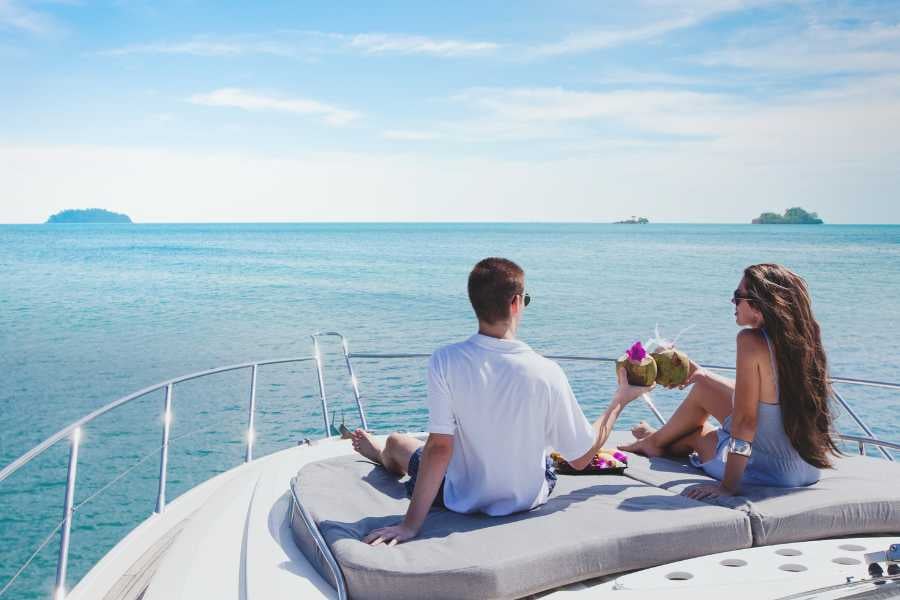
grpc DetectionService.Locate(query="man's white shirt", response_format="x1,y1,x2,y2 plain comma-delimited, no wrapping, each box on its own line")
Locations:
427,333,595,516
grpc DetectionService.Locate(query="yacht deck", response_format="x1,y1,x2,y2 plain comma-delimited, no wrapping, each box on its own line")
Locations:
65,433,899,600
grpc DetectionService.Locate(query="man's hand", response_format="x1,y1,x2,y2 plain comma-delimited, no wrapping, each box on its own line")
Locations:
681,483,734,500
363,522,420,546
568,369,654,471
613,366,655,404
360,433,453,547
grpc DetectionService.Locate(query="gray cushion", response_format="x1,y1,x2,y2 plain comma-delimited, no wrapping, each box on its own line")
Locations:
605,432,722,490
290,454,752,600
603,431,752,510
609,432,900,545
735,455,900,545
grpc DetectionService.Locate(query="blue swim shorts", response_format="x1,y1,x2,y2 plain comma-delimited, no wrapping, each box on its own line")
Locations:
405,447,558,507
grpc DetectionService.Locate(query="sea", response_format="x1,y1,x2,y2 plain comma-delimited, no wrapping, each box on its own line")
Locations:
1,223,898,598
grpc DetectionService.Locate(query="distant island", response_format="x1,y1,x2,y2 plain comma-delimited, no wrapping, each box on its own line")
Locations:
752,207,823,225
614,216,649,224
46,209,132,224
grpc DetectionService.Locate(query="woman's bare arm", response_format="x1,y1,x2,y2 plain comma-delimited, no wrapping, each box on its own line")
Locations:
721,329,764,493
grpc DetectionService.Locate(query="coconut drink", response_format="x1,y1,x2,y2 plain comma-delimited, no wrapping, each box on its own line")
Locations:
651,347,692,387
616,341,657,386
643,325,694,387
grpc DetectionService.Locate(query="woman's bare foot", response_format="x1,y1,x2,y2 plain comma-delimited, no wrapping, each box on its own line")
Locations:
631,421,656,440
618,435,665,458
351,428,384,464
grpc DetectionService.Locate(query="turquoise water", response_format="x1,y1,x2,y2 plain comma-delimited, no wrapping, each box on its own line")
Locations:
1,223,898,598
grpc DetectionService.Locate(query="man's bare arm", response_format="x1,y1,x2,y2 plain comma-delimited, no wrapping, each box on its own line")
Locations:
363,433,453,545
568,368,653,471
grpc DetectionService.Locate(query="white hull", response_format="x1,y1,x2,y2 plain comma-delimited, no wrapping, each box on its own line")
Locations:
68,434,897,600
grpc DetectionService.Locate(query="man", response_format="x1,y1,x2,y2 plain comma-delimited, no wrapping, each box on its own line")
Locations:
351,257,652,545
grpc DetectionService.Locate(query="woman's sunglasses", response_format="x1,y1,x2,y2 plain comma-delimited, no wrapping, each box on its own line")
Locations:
731,290,753,305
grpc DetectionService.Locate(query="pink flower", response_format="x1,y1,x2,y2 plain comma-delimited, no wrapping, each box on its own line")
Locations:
626,341,647,361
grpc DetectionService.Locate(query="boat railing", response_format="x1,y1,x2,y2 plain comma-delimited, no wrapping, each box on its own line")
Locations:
0,354,320,600
349,351,899,460
1,332,898,599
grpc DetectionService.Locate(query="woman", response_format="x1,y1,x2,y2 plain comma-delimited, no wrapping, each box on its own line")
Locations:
619,263,839,498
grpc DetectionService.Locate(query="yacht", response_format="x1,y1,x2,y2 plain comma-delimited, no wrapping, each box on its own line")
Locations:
1,332,898,599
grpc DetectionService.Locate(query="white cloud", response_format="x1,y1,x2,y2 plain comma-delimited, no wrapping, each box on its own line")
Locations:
100,31,499,60
383,129,441,141
380,68,900,168
589,69,717,86
98,3,770,64
531,16,700,57
698,20,900,74
348,33,499,57
187,88,360,126
0,0,58,35
530,0,782,57
449,86,741,139
101,36,300,58
379,86,740,145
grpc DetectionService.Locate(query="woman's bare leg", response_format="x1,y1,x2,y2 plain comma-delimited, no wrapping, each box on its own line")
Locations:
351,429,424,476
619,377,733,457
631,421,655,440
663,422,720,461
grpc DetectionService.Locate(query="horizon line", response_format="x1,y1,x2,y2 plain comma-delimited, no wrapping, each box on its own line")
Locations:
3,220,897,226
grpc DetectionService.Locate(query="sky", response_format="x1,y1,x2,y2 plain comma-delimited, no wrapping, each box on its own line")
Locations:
2,0,900,223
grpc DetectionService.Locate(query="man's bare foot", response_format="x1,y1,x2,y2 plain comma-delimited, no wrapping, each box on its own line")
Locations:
618,435,665,458
631,421,656,440
351,428,383,464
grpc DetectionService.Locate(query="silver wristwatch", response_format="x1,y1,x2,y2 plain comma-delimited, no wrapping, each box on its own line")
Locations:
728,437,753,457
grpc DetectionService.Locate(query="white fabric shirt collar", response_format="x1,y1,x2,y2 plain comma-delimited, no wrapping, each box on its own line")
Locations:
468,333,532,353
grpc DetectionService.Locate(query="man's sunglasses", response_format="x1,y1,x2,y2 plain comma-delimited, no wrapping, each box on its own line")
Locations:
516,292,531,307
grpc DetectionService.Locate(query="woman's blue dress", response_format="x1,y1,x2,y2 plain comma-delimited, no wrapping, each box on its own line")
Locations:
690,329,821,487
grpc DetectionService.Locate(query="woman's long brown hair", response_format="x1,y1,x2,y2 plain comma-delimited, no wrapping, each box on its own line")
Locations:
743,263,840,468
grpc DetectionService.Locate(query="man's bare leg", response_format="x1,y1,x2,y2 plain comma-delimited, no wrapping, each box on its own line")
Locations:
351,429,424,476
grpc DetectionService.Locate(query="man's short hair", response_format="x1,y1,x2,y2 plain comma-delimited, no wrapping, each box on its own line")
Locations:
468,258,525,325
